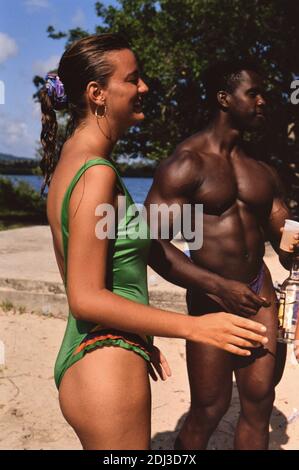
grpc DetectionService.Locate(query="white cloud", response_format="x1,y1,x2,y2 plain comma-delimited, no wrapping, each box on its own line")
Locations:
71,8,86,28
24,0,50,10
33,54,60,76
0,111,35,157
0,33,18,64
31,101,41,118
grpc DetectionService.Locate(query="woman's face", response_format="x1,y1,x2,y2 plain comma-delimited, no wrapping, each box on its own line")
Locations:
104,49,149,129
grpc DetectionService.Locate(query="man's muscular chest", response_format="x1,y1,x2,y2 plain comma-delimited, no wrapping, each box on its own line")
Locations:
193,154,274,217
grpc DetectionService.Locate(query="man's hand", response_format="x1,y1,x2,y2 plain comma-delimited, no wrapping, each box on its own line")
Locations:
214,278,271,316
289,234,299,254
279,226,299,253
279,227,299,270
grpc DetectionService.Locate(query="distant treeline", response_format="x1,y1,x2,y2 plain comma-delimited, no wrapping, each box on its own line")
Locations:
117,162,156,178
0,159,40,175
0,158,156,177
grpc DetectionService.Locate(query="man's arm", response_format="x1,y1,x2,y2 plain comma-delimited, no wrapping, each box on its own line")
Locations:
145,150,269,316
261,163,298,269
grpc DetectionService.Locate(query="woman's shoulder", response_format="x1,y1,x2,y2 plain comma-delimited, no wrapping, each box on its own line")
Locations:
54,148,116,188
47,151,117,224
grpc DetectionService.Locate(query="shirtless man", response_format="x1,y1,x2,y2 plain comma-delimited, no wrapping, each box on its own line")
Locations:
145,60,295,450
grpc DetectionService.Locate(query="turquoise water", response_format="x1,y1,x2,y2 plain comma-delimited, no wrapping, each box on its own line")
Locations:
5,174,154,205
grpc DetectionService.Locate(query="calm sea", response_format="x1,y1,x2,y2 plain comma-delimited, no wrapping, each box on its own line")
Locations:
5,174,154,205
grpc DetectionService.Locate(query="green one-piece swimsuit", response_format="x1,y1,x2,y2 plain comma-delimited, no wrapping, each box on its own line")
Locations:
54,157,153,389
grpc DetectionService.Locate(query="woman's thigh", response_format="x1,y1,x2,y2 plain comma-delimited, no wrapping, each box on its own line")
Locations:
58,346,151,450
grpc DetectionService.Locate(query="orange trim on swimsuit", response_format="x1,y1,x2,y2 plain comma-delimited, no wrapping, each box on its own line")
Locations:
73,333,150,355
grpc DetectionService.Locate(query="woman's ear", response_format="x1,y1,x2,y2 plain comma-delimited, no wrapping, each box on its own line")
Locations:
86,81,106,107
217,90,230,109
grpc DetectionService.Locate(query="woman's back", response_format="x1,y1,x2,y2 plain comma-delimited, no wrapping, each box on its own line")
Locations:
47,145,94,280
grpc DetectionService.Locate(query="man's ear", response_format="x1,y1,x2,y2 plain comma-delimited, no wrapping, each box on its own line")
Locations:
217,90,230,109
86,81,106,106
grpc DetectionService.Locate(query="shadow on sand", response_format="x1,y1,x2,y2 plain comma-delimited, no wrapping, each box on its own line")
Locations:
152,383,289,450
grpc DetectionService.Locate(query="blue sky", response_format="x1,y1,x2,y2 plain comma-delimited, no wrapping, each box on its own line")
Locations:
0,0,115,158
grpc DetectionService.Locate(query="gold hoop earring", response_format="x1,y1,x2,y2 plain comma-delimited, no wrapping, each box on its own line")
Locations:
95,103,107,119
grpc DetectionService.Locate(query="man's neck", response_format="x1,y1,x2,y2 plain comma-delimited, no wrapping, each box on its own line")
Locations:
205,112,242,155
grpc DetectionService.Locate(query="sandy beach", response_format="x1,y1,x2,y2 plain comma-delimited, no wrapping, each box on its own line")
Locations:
0,226,299,450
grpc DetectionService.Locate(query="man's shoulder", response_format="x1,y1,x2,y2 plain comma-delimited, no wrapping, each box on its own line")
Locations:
157,147,203,186
256,161,284,193
162,133,208,172
240,150,283,195
152,139,207,196
256,160,277,174
252,159,279,182
239,148,278,176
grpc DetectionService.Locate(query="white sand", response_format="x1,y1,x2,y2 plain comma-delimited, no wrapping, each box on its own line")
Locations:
0,231,298,450
0,307,299,450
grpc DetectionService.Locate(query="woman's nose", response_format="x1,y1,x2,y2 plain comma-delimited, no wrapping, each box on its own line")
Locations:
139,79,149,94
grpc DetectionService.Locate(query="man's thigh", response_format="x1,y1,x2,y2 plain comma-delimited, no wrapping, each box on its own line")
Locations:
186,340,233,407
234,264,286,402
186,291,234,406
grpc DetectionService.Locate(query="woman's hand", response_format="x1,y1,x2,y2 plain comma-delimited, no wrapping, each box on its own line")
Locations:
148,345,172,381
190,312,268,356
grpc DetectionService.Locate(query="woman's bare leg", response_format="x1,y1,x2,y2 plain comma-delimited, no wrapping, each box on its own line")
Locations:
58,346,151,450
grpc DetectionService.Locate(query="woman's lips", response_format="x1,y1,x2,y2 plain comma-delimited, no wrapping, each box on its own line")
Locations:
133,100,143,112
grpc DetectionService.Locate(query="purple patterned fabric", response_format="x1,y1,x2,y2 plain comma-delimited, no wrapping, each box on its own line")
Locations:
249,264,265,294
45,73,67,105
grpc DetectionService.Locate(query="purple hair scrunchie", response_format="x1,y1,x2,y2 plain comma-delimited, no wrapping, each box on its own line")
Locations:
45,73,68,107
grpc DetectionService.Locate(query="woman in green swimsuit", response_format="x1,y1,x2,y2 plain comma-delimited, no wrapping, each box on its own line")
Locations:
40,33,268,449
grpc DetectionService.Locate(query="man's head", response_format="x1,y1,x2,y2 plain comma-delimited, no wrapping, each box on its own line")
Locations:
203,60,266,131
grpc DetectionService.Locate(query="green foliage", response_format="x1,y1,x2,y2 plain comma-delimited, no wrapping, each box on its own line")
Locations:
35,0,299,218
0,178,46,219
